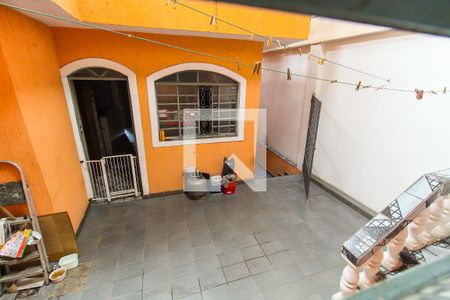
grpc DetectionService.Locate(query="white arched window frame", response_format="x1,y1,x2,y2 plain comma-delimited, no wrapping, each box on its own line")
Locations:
147,63,247,147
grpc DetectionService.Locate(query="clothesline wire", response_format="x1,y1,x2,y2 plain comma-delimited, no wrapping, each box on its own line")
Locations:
0,2,446,95
171,0,391,82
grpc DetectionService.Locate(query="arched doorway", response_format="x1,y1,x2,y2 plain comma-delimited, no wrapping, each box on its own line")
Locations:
61,59,149,201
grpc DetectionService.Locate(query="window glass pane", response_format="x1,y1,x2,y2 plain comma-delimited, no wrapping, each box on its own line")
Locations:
157,73,178,82
178,86,198,95
178,71,197,82
199,71,236,83
155,70,239,142
156,85,177,95
157,95,177,104
69,67,126,79
219,86,238,95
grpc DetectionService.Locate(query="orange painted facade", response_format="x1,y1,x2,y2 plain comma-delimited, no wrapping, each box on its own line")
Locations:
0,8,87,231
0,2,310,230
51,0,310,40
52,28,263,193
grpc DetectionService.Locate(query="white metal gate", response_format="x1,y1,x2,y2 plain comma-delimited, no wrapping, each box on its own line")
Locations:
85,154,141,201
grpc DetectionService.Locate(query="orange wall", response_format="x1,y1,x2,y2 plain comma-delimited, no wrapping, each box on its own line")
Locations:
0,8,88,231
52,28,263,193
0,43,54,216
51,0,310,40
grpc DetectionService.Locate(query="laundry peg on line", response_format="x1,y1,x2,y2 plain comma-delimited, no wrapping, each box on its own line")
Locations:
355,81,362,91
276,40,282,49
252,61,261,75
318,58,326,65
166,0,170,6
267,37,273,47
287,68,292,81
173,0,177,8
329,79,337,84
235,58,240,71
444,87,447,94
210,14,216,26
415,89,424,100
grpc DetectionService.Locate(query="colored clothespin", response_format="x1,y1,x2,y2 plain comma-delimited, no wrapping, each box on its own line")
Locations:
267,37,273,47
252,61,261,75
210,14,216,26
415,89,424,100
355,81,362,91
287,68,292,81
329,79,337,84
318,58,326,65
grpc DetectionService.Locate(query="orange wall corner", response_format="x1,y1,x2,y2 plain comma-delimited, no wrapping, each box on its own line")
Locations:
0,7,88,231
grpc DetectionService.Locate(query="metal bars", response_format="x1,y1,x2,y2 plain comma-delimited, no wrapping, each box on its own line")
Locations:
85,154,141,201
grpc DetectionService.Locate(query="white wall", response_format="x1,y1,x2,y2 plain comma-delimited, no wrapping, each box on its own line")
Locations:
260,49,311,163
262,28,450,212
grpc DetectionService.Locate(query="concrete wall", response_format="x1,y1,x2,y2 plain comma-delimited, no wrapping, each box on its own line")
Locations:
262,24,450,212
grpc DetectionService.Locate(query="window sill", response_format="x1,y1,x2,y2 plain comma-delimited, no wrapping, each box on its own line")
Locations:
152,135,244,147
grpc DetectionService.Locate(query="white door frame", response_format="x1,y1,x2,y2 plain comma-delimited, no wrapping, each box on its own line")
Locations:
60,58,149,197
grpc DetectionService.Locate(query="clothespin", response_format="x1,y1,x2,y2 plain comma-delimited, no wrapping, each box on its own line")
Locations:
252,61,261,75
166,0,170,6
444,87,447,94
210,14,216,26
329,79,337,84
355,81,362,91
318,58,326,65
307,53,311,61
267,37,273,47
249,34,254,40
127,34,132,38
287,68,292,81
361,85,371,90
298,48,303,56
430,90,437,95
276,40,282,48
415,89,424,100
173,0,177,8
375,85,385,91
235,58,240,71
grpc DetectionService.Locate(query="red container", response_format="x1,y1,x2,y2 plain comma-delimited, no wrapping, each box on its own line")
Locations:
222,181,236,195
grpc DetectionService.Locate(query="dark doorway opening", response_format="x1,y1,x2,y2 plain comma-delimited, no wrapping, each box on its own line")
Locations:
71,79,136,161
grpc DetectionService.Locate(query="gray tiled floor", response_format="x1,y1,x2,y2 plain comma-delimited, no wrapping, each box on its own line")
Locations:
40,175,368,299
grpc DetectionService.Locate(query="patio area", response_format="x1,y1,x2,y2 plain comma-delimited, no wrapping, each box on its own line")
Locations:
46,175,367,300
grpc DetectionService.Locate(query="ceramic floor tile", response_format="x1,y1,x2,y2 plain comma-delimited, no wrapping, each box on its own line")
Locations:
223,262,251,282
241,245,265,261
54,175,369,300
246,257,272,275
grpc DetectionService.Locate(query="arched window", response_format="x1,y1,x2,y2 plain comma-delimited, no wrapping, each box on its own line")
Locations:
154,70,239,142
